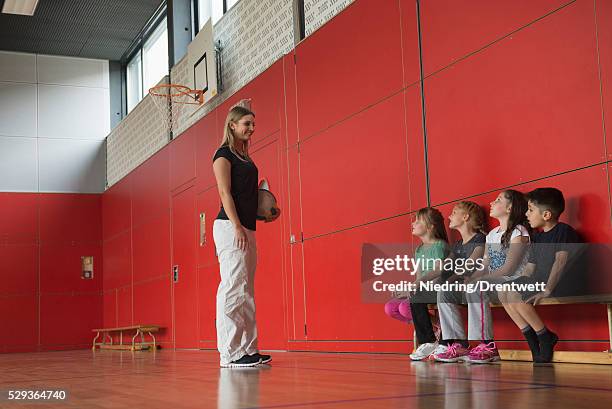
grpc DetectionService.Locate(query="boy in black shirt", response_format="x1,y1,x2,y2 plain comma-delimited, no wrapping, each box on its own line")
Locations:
500,188,580,363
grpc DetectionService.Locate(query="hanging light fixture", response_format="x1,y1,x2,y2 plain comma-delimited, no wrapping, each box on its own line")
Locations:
2,0,40,16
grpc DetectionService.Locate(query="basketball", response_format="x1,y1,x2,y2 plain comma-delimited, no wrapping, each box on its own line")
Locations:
257,189,279,221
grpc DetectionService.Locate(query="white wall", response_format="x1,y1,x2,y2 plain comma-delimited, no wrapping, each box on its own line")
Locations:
0,51,109,193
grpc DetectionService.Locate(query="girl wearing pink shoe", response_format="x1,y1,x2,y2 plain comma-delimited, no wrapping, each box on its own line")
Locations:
432,201,487,363
434,191,530,364
384,207,449,361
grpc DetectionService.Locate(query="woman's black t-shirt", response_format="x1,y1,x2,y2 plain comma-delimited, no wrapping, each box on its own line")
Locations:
213,146,258,231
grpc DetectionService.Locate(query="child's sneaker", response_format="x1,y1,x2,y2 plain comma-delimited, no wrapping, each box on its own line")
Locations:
467,342,500,364
410,342,438,361
431,343,448,358
434,342,470,363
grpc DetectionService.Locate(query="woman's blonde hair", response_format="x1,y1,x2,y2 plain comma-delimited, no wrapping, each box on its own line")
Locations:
219,106,255,162
454,201,487,235
416,207,449,243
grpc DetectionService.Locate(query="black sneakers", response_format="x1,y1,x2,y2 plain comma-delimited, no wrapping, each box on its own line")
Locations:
220,354,262,368
250,353,272,364
220,353,272,368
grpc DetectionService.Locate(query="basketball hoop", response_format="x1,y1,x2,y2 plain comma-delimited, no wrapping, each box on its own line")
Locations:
149,83,204,136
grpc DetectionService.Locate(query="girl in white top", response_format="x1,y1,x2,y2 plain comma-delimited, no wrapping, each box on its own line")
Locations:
466,189,531,362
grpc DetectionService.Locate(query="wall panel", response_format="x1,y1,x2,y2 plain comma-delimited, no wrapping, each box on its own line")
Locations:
0,193,38,244
0,82,37,137
102,175,131,240
117,286,132,327
418,0,573,76
300,93,411,238
302,215,414,341
132,213,171,283
170,131,196,191
39,243,102,293
0,245,37,295
172,187,199,349
197,264,219,344
39,193,102,243
251,140,287,350
40,293,102,348
102,291,117,328
0,136,38,192
196,188,221,268
295,0,404,138
102,230,131,290
132,147,170,228
133,277,172,345
195,109,219,193
0,295,38,351
0,51,36,83
596,0,612,162
425,0,603,204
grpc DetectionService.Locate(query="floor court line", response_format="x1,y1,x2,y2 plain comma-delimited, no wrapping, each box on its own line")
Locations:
269,363,612,392
244,385,552,409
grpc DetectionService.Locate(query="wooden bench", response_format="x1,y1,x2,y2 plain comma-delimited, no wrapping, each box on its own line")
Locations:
498,294,612,364
92,325,161,351
422,294,612,365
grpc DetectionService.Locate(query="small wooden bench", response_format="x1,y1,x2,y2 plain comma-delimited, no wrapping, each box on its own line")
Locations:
92,325,161,351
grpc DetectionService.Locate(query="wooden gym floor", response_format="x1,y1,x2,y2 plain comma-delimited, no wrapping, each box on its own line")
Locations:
0,350,611,408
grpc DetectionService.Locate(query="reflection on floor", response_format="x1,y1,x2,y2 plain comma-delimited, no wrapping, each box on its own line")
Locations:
0,350,611,408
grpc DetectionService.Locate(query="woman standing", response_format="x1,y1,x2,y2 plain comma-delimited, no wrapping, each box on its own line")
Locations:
212,104,278,368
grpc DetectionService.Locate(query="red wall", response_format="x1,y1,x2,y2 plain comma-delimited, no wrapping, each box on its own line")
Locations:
100,0,612,353
0,193,102,353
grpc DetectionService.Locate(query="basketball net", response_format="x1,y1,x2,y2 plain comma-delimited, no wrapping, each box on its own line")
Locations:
149,84,203,137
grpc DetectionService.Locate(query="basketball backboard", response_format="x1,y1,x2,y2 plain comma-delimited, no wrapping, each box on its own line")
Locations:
187,18,219,104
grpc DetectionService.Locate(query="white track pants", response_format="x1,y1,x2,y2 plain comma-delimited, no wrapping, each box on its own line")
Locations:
437,276,506,341
213,220,258,365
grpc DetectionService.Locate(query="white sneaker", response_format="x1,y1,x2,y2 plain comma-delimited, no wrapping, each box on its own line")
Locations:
410,342,438,361
431,343,448,358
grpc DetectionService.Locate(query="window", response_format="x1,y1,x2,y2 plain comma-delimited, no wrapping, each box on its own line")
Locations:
126,52,142,113
125,16,168,114
198,0,211,29
197,0,239,30
143,17,169,93
211,0,223,24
